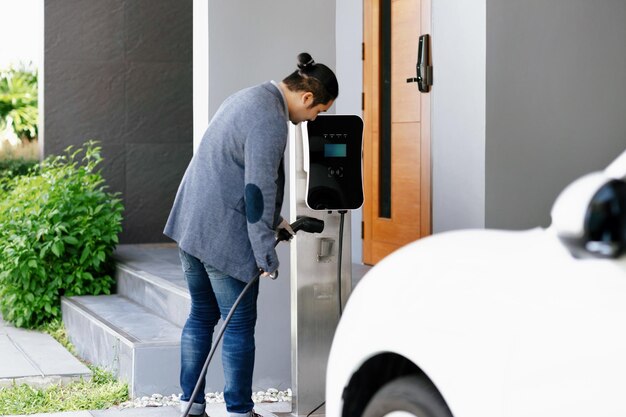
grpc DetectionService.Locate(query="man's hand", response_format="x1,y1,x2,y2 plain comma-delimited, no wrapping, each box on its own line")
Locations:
276,218,295,242
261,270,278,279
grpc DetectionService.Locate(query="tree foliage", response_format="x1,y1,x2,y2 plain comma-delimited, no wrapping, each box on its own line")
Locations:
0,64,38,142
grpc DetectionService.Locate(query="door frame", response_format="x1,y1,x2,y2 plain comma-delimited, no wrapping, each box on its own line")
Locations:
362,0,432,264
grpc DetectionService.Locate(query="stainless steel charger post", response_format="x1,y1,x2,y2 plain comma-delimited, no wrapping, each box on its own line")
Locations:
289,115,364,416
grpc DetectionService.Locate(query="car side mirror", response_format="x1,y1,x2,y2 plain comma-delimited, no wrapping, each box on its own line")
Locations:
551,173,626,259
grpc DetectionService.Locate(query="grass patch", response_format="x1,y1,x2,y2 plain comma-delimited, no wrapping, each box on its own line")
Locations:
0,373,129,415
37,319,76,355
0,320,129,415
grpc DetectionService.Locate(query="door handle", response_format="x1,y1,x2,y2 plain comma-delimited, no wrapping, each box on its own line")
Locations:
406,34,433,92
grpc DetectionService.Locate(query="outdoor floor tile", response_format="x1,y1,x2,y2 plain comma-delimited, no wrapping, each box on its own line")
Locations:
0,333,41,378
0,316,91,386
5,327,91,377
3,412,92,417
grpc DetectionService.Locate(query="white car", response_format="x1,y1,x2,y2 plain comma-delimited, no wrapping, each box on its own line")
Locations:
326,150,626,417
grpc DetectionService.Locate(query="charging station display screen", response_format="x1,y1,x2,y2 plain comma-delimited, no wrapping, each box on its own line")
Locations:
324,144,347,158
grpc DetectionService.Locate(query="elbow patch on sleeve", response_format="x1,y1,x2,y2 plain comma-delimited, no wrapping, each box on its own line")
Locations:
245,183,264,223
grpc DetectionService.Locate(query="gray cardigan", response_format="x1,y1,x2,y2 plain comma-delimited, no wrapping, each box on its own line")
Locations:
164,82,288,282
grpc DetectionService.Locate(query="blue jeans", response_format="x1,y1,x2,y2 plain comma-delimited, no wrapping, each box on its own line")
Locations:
178,249,259,417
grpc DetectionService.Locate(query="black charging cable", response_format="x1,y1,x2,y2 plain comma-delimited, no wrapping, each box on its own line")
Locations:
306,401,326,417
337,210,347,317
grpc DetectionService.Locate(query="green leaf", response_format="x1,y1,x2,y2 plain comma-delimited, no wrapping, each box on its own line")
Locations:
35,228,47,240
63,236,79,245
80,246,90,264
51,241,63,257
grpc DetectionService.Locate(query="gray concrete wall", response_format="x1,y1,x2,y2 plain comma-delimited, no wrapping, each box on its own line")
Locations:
485,0,626,229
44,0,193,243
335,0,364,263
431,0,487,232
207,2,336,119
206,0,336,392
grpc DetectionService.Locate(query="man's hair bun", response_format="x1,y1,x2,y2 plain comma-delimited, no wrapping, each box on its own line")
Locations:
283,52,338,105
297,52,316,71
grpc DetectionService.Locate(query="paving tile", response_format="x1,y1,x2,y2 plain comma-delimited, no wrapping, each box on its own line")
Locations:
88,403,283,417
6,327,91,377
0,317,90,388
91,406,179,417
0,334,41,379
2,411,92,417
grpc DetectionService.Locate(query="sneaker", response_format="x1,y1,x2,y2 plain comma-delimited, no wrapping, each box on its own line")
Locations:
189,413,208,417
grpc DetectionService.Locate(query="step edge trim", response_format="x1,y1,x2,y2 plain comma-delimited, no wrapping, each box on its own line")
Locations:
116,264,190,300
62,296,140,345
62,297,182,347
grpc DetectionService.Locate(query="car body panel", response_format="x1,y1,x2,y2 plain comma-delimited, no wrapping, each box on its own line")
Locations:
326,227,626,417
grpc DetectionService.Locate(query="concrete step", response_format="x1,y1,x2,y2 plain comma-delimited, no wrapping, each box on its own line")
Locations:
61,295,181,397
114,244,190,328
62,244,369,401
62,244,233,398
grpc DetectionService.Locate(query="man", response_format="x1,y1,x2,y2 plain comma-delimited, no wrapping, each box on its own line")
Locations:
164,52,338,417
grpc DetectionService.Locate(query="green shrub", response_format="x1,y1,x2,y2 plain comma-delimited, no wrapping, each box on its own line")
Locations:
0,158,38,176
0,141,124,328
0,158,39,191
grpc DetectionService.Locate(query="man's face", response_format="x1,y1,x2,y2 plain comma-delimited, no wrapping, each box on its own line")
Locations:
290,92,333,124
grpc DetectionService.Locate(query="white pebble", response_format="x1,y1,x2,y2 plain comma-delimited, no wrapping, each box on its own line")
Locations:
117,387,291,409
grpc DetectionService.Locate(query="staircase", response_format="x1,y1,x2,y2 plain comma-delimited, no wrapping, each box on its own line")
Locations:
61,243,368,400
61,244,229,397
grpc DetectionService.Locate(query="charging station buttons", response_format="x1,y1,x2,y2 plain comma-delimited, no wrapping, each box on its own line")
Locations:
327,166,344,178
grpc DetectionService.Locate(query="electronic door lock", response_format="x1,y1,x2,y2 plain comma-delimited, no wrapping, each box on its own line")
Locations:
407,34,433,92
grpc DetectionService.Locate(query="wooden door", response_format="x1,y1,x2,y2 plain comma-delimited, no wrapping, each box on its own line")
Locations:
363,0,431,264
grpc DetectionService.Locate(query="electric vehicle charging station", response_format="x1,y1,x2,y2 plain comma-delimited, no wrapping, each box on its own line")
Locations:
289,114,364,416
